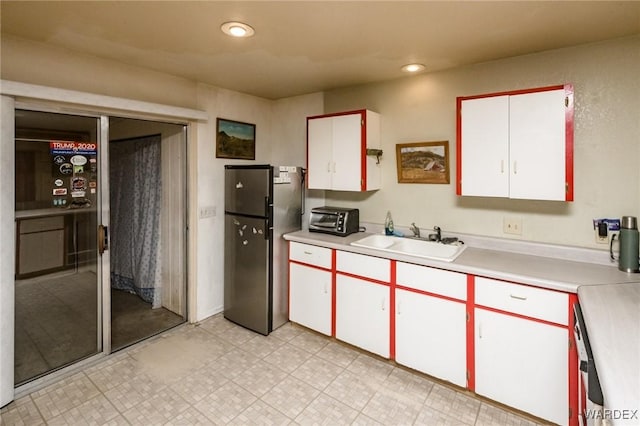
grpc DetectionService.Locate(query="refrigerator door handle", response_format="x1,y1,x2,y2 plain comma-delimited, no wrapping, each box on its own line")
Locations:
265,218,272,240
264,196,272,240
264,196,272,213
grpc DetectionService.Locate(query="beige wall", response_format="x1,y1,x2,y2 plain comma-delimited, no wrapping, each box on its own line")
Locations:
323,36,640,249
193,85,322,318
1,35,198,109
0,35,323,321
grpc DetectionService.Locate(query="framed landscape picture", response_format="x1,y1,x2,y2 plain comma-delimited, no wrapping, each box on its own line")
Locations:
396,141,450,184
216,118,256,160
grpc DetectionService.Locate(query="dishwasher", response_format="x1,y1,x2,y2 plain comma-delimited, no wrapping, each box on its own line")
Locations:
573,303,604,426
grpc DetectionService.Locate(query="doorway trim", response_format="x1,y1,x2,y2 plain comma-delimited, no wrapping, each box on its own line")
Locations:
0,80,207,406
0,96,16,407
1,80,208,122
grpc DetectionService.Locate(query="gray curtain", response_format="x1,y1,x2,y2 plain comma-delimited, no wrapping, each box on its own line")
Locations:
109,135,162,308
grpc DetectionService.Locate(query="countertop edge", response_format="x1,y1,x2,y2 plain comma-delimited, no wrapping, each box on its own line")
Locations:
284,231,640,293
577,284,640,422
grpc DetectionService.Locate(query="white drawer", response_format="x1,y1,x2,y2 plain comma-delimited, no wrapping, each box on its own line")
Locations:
289,242,332,269
396,262,467,301
336,250,390,283
475,277,568,325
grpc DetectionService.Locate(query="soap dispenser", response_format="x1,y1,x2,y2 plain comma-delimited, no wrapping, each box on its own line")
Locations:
385,211,394,235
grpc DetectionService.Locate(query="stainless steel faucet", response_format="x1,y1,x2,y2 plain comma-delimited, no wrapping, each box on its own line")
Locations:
429,226,442,242
409,222,420,238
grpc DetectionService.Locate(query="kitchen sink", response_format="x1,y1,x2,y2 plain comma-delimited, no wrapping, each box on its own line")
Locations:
350,234,466,262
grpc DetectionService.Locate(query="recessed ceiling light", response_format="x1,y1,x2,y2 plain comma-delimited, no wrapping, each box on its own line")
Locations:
221,21,255,38
401,63,426,73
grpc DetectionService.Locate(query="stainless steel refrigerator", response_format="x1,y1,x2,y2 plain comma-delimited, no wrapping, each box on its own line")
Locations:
224,165,304,335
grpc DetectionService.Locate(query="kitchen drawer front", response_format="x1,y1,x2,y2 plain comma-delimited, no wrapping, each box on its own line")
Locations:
19,216,65,233
396,262,466,301
475,277,568,325
289,242,332,269
18,229,65,274
336,250,390,282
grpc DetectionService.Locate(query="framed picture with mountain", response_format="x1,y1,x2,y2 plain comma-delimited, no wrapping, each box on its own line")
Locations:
396,141,450,184
216,118,256,160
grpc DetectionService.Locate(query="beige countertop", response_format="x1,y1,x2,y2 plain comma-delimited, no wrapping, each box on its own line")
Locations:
15,207,96,219
284,230,640,293
577,283,640,423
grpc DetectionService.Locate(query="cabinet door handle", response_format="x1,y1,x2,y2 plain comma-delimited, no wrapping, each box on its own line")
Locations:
510,294,527,301
324,282,328,294
500,160,504,174
327,162,331,173
381,297,386,311
478,321,482,339
397,301,401,315
513,161,517,174
303,251,313,255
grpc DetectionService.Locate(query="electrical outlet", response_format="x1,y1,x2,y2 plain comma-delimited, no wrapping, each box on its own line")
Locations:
593,218,620,244
503,217,522,235
595,228,608,244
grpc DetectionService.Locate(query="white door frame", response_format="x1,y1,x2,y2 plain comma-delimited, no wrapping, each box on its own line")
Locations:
99,115,111,355
0,96,16,408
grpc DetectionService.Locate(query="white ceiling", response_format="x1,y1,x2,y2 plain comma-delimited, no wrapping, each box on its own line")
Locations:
2,1,639,100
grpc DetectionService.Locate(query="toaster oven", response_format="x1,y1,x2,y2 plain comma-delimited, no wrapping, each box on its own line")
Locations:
309,207,359,236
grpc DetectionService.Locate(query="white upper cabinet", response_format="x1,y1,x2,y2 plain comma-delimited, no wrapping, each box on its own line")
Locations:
307,109,381,191
459,95,510,198
457,85,574,201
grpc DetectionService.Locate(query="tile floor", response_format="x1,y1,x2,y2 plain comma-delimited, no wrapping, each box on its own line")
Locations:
1,314,548,425
14,271,98,384
14,270,184,385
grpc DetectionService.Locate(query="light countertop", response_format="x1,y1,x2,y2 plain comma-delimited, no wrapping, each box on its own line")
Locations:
577,283,640,423
284,230,640,293
15,207,96,219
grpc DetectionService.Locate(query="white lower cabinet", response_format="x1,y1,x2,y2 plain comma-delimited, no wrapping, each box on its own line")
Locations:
336,274,390,358
288,241,575,425
475,308,568,426
289,262,332,336
395,288,467,387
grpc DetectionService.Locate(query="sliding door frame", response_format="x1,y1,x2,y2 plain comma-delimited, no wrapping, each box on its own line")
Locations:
0,96,16,408
1,80,206,404
11,104,107,394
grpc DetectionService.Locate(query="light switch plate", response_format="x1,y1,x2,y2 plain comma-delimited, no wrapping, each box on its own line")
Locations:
199,206,216,219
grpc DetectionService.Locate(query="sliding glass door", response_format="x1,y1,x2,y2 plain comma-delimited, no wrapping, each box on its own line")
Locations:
11,109,188,389
14,109,104,385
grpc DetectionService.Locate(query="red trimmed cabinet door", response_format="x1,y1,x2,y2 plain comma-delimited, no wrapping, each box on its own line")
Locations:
394,262,467,388
307,110,381,192
289,262,333,336
288,242,333,336
457,84,574,201
473,277,571,425
334,251,391,358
